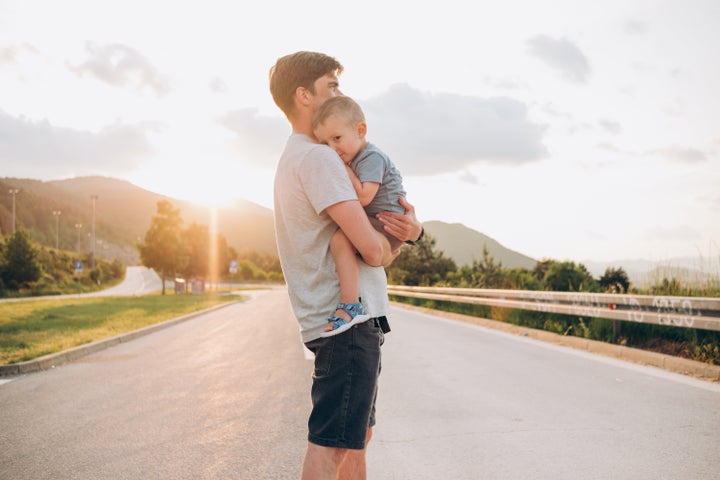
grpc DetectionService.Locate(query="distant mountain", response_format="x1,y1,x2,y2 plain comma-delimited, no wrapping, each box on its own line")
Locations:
5,176,709,286
423,221,537,269
583,257,720,288
0,176,537,269
1,176,276,265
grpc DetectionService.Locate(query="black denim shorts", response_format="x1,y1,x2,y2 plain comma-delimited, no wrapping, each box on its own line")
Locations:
304,318,386,450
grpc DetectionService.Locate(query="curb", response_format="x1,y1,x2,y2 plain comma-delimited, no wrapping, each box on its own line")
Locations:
392,301,720,383
0,301,239,377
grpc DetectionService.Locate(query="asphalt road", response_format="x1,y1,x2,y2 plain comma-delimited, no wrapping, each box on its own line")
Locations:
82,266,164,296
1,288,718,479
0,266,163,303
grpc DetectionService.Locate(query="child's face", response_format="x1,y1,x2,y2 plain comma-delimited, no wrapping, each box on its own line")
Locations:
314,115,367,165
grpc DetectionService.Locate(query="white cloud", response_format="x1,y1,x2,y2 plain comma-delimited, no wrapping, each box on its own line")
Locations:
598,119,623,135
624,20,647,35
651,146,708,163
217,84,548,175
209,77,228,94
0,110,154,178
526,35,591,84
217,108,288,167
68,42,171,96
0,43,38,66
457,170,480,185
361,84,548,175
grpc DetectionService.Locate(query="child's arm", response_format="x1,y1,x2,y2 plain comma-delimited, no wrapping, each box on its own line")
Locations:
345,164,380,207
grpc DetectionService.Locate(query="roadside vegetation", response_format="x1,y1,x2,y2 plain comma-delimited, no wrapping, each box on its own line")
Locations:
0,293,241,365
387,234,720,366
0,230,125,298
137,200,283,294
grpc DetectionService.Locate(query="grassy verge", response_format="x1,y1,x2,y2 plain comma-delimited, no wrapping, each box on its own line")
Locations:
0,293,242,365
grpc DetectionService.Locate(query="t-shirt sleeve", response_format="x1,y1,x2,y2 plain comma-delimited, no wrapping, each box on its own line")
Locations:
299,144,357,214
353,151,385,184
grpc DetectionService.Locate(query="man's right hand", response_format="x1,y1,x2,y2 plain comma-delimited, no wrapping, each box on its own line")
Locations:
375,197,423,244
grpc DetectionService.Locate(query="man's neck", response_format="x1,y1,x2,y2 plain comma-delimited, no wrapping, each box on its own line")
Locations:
291,118,317,142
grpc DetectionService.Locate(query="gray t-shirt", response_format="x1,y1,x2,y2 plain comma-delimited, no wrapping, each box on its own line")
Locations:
273,134,389,343
350,142,406,216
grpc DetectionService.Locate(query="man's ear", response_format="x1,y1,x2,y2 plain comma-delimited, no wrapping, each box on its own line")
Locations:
357,122,367,137
295,86,311,106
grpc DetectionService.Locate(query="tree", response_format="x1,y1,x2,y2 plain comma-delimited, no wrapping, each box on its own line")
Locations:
599,267,630,293
181,222,232,285
182,223,210,280
533,259,553,281
471,245,504,288
386,233,457,286
0,230,42,289
543,260,598,292
137,200,186,294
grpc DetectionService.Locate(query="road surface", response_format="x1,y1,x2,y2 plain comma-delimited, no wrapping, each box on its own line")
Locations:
82,266,164,296
1,288,718,479
0,266,163,303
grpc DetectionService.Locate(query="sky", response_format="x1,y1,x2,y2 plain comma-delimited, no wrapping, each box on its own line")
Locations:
1,0,719,266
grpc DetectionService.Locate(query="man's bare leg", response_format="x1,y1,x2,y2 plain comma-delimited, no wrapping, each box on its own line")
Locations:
337,428,373,480
301,443,348,480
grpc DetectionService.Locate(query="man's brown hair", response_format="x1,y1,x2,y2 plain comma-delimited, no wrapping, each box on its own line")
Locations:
269,51,343,118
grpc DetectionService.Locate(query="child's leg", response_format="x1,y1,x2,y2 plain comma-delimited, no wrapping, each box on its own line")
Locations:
330,228,360,323
322,227,385,336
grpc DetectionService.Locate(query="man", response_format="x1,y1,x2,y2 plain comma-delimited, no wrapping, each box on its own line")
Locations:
269,51,423,479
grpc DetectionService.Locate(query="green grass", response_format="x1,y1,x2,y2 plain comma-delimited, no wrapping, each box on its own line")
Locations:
0,293,242,365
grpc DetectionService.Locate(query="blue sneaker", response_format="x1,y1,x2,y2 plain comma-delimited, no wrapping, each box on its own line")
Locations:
320,300,371,337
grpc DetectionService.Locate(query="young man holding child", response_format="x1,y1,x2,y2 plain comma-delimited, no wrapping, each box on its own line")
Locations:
269,51,423,479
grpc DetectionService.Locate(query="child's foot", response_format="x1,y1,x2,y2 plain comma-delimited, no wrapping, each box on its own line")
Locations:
320,300,371,337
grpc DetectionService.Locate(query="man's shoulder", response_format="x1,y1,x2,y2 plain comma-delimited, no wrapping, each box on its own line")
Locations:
282,135,338,172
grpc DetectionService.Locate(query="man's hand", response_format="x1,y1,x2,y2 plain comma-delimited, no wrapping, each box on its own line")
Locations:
375,197,423,243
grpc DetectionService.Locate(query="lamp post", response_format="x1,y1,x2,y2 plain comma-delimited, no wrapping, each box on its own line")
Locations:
9,189,19,233
75,223,82,252
91,195,98,269
53,210,62,249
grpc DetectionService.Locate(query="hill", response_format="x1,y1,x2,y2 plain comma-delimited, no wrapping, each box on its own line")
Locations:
2,176,543,270
1,176,276,265
423,221,537,269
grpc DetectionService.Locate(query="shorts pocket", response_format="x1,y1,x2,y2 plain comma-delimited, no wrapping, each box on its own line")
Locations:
308,338,335,379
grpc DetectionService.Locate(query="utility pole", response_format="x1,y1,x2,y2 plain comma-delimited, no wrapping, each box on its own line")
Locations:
91,195,98,269
9,189,19,233
75,223,83,252
53,210,62,249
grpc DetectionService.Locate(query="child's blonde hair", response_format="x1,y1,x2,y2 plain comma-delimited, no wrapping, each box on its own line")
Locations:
312,96,366,131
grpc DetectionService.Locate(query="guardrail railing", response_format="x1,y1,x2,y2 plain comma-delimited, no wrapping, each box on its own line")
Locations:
386,286,720,332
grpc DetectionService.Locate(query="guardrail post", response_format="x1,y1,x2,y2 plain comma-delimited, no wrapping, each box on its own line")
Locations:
613,320,622,343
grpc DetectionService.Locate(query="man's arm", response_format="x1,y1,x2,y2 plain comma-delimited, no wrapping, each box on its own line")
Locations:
375,197,423,243
326,200,398,267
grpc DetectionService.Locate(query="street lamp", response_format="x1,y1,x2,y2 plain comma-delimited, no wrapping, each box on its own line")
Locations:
9,189,19,233
53,210,62,249
91,195,98,269
75,223,83,252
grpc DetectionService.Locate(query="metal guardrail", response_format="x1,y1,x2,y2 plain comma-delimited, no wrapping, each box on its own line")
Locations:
386,286,720,332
